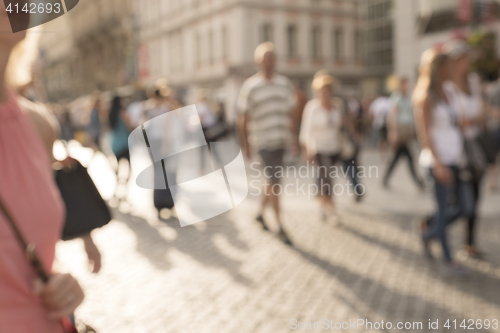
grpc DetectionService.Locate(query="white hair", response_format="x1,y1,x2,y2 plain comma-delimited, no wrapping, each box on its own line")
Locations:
254,42,275,63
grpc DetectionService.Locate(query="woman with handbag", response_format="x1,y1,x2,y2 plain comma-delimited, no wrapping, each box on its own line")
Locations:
300,72,349,222
443,40,487,257
0,7,84,333
383,77,425,190
414,48,474,274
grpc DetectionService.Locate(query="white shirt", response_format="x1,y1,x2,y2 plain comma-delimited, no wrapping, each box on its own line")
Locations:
419,101,463,167
238,73,295,151
444,73,483,139
369,97,391,130
299,98,344,155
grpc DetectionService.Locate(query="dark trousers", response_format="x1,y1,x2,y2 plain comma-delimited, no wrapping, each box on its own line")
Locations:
467,176,482,246
425,167,474,263
343,159,360,188
384,143,421,187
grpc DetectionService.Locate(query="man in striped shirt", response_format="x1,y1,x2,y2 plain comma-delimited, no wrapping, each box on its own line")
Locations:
237,42,296,245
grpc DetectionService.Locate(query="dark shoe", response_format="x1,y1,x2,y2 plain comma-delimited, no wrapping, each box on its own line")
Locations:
256,214,269,231
278,228,293,246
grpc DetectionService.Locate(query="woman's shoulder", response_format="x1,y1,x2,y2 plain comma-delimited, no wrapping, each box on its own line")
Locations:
304,98,320,110
19,97,59,158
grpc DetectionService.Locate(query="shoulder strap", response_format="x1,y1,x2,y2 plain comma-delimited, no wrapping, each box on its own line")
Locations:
0,196,49,282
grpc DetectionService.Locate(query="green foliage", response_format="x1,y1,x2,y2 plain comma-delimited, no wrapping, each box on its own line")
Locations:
467,31,499,81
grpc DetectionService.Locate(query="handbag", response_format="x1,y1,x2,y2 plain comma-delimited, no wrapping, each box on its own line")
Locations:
0,196,96,333
463,137,487,180
477,130,499,164
55,159,111,240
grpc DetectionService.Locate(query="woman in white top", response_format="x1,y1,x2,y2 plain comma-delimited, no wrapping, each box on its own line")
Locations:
443,40,486,257
300,73,344,221
414,48,474,273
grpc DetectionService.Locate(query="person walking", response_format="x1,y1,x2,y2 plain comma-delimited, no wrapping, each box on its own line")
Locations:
87,93,102,151
300,73,346,221
368,93,391,149
109,95,133,200
0,9,84,332
443,40,487,257
343,94,365,203
486,77,500,192
383,77,424,190
238,42,296,245
413,48,474,273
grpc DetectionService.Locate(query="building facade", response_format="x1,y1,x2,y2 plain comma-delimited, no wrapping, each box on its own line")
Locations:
38,0,137,101
394,0,500,87
362,0,393,96
138,0,367,121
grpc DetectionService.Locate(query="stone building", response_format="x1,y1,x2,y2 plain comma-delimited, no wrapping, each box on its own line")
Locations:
138,0,366,121
38,0,137,101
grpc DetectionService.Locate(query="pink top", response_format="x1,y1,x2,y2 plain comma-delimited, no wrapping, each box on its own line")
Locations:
0,91,65,332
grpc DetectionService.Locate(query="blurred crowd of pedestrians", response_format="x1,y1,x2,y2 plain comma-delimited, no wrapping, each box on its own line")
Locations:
1,2,500,329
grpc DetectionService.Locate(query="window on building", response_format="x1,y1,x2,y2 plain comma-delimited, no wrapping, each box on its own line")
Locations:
195,33,201,67
333,27,344,61
311,26,322,59
222,26,228,61
262,23,273,43
354,29,363,61
208,30,214,65
287,25,298,58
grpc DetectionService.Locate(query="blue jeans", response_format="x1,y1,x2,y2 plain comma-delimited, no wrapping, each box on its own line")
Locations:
424,166,474,263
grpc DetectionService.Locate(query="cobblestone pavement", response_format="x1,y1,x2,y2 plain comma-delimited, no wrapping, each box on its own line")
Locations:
56,144,500,333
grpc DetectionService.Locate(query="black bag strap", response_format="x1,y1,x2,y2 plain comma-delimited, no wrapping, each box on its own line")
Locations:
0,195,49,282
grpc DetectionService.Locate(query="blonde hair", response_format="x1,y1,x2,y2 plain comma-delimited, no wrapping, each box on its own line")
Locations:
386,75,399,93
312,72,334,91
6,30,40,89
313,69,329,79
254,42,275,63
412,48,449,107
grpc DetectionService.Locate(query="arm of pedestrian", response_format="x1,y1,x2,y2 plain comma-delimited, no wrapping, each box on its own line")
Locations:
237,113,251,159
299,101,313,156
82,233,102,274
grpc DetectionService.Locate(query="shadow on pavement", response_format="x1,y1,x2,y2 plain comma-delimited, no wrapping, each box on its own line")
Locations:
111,207,252,286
